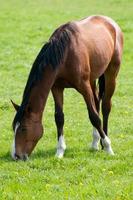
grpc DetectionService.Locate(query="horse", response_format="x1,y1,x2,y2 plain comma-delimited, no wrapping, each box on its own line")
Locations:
11,15,123,160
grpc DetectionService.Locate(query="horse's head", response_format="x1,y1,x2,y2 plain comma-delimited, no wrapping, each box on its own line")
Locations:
11,100,43,161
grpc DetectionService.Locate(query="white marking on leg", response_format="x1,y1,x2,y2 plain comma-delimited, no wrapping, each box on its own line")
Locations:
56,135,66,158
91,128,100,150
102,136,114,155
11,140,16,160
11,122,20,160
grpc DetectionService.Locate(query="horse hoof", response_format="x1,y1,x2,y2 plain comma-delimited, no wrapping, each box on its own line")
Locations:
56,154,64,159
105,147,115,155
91,144,99,151
55,148,64,158
101,136,114,155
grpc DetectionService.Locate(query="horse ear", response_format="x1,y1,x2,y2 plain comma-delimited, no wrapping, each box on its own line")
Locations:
10,99,20,111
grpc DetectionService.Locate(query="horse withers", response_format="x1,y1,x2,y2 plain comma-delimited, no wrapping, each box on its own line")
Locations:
11,15,123,160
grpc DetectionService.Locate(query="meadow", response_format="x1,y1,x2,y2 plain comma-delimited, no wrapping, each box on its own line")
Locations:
0,0,133,199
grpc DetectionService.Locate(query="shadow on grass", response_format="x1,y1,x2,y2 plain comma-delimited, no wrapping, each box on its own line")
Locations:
64,146,100,158
31,148,56,160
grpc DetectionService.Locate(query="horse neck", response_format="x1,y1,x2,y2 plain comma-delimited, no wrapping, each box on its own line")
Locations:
27,67,57,122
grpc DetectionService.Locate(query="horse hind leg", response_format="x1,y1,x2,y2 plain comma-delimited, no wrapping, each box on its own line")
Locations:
101,57,121,154
80,81,114,155
91,81,100,150
91,76,107,150
102,74,116,136
52,86,66,158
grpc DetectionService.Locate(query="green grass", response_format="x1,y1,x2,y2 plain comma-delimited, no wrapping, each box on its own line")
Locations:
0,0,133,199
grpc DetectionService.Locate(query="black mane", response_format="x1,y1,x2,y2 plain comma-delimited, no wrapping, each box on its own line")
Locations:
13,22,77,128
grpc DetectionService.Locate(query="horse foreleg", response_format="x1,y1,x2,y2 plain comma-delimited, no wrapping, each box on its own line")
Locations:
52,86,66,158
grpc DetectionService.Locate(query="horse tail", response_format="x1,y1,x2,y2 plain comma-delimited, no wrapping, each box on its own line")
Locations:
98,74,105,100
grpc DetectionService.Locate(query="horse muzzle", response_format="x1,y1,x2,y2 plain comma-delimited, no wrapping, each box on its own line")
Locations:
12,153,28,161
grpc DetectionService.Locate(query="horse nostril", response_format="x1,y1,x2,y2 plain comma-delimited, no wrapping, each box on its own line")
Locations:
23,154,28,161
15,153,20,160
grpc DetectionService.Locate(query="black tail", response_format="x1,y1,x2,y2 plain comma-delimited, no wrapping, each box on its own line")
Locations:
98,74,105,100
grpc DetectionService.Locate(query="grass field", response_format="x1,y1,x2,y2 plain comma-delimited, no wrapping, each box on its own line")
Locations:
0,0,133,199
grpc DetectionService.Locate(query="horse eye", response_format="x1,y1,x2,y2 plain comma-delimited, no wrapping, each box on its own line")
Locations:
27,106,32,113
21,128,26,132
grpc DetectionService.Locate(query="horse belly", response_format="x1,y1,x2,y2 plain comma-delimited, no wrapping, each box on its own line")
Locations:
89,49,113,80
88,33,114,80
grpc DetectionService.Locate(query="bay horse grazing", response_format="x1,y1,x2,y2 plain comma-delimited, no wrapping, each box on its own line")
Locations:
11,15,123,160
